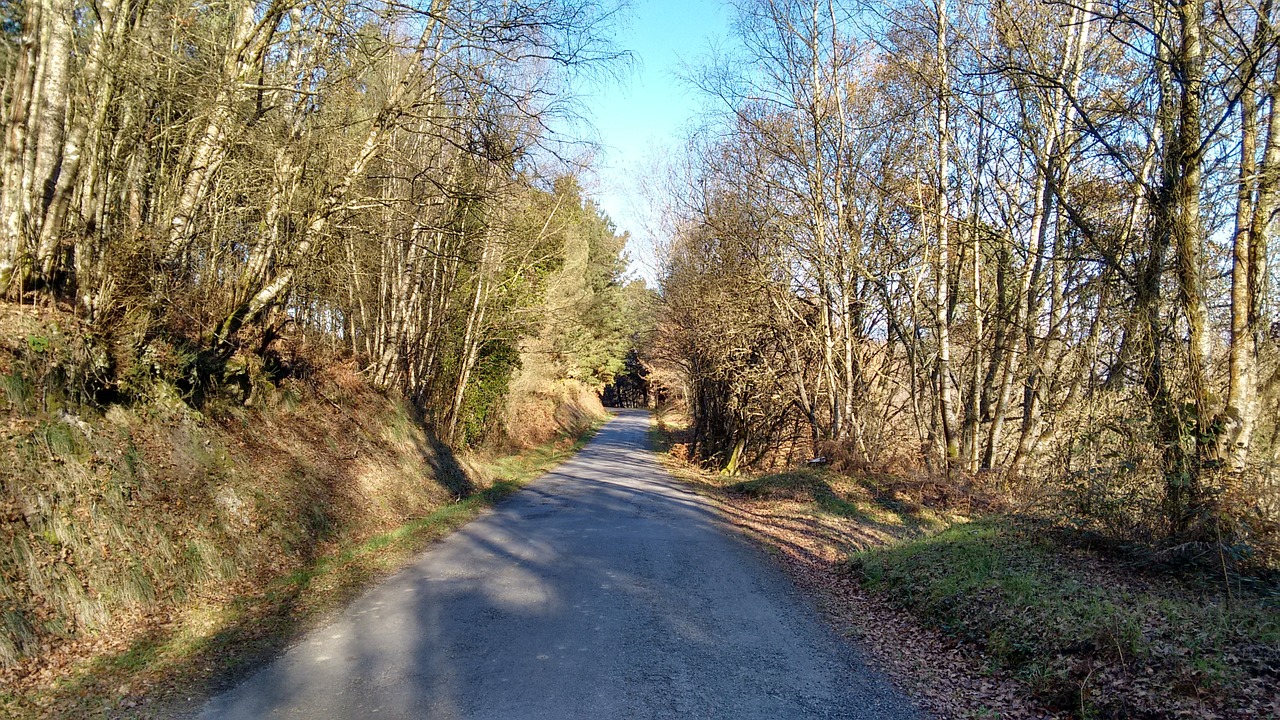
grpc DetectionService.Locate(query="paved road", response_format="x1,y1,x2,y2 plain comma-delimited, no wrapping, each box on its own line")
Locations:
196,410,922,719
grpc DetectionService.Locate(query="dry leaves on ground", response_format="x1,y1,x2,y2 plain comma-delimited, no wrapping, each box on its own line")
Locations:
695,485,1065,720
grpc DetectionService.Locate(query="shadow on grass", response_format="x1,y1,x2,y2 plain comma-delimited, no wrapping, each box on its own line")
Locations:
847,517,1280,718
424,433,476,498
728,471,880,523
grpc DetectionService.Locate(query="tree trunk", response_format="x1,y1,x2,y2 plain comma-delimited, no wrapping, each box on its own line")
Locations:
1222,42,1280,470
34,0,131,283
0,0,42,293
934,0,959,467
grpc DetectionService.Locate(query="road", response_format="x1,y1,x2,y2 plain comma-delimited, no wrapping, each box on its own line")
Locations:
195,410,922,719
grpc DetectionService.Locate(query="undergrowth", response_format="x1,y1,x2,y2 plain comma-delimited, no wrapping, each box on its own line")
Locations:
727,470,955,535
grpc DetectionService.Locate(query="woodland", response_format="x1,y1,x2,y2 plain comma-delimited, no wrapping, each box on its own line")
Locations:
651,0,1280,559
643,3,1280,713
0,0,645,445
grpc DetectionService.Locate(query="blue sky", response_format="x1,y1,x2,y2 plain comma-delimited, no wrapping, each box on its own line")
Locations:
578,0,732,283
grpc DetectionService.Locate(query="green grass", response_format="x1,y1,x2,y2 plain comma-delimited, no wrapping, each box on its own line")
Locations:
645,417,674,454
2,371,33,414
263,419,601,603
273,480,526,592
36,420,81,460
850,517,1280,716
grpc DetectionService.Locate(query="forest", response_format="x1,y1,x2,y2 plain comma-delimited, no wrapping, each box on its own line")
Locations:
651,0,1280,556
642,4,1280,713
0,0,645,447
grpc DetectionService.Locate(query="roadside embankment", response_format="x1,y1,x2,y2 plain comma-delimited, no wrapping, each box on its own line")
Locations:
0,304,605,717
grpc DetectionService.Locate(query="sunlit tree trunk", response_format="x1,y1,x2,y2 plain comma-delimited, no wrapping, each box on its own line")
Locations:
934,0,959,466
0,0,42,293
1223,29,1280,471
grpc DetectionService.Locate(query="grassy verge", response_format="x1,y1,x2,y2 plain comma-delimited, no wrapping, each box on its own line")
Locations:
850,518,1279,718
650,416,1279,719
0,420,604,719
727,470,953,535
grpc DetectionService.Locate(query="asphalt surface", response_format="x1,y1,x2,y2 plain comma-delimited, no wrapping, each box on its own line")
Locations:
195,409,923,719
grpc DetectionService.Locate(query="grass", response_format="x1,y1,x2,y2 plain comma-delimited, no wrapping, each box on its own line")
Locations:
3,371,33,414
731,471,885,522
650,407,952,538
722,468,954,538
271,422,603,594
849,517,1280,717
0,419,604,719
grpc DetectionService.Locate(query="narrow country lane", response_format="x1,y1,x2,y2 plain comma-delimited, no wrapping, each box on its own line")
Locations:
195,410,923,720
